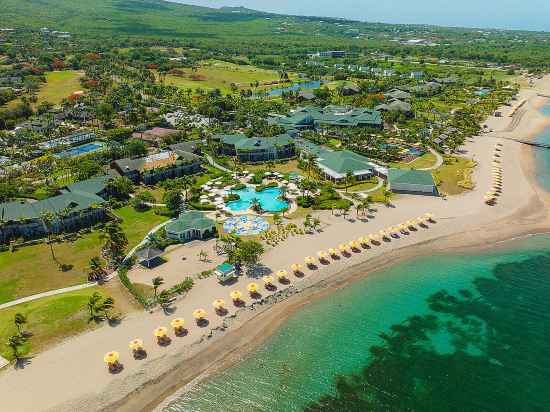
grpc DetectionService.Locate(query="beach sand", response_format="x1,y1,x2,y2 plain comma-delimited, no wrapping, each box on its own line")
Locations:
2,76,550,412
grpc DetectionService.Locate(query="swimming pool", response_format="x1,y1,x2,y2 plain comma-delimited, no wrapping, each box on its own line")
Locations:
226,186,288,213
55,142,105,158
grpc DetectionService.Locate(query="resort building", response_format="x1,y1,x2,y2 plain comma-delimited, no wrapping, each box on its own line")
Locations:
0,175,110,243
269,106,383,132
384,89,412,100
111,149,202,185
39,130,96,150
131,127,180,145
211,134,296,163
387,169,438,195
165,211,216,242
375,99,413,115
298,140,378,183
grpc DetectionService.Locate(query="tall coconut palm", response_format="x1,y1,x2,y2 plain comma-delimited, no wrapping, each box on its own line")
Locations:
152,276,164,300
14,313,27,335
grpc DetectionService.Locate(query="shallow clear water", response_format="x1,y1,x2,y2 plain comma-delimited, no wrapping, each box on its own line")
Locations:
226,187,288,212
160,107,550,411
161,235,550,412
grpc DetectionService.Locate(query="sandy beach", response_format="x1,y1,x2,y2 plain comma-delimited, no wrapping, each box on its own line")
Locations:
2,76,550,412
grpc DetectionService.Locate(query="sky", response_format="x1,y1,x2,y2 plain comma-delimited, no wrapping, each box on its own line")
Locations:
171,0,550,32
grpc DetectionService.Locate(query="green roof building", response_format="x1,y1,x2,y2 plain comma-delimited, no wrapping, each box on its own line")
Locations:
0,175,109,243
388,169,438,196
298,140,376,183
212,133,296,163
268,106,383,131
165,211,216,243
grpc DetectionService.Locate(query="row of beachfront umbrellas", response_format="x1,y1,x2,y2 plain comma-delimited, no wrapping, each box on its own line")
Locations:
485,143,504,205
300,213,436,268
104,213,437,371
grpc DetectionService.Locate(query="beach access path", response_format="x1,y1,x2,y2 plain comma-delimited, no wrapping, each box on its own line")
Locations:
2,76,550,412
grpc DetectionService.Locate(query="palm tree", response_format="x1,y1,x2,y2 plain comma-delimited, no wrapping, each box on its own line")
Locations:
383,189,394,207
87,256,105,282
181,176,192,202
198,249,209,262
273,213,283,230
345,171,355,192
100,223,128,264
87,292,103,321
250,198,262,213
7,335,26,360
152,276,164,300
40,212,58,265
14,313,27,335
312,217,321,232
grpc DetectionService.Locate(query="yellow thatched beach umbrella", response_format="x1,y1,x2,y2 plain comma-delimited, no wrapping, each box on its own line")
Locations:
399,224,408,232
359,237,368,245
153,326,168,338
129,339,143,351
317,251,329,260
339,243,349,252
170,318,185,329
378,230,386,238
370,234,379,243
230,290,242,301
290,263,303,273
305,256,316,265
193,309,207,320
276,270,288,279
104,351,119,364
262,275,274,285
247,283,259,294
212,299,225,310
328,247,338,256
348,240,359,249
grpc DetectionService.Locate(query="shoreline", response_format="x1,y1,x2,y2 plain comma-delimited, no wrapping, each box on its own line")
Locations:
3,77,550,412
119,139,550,412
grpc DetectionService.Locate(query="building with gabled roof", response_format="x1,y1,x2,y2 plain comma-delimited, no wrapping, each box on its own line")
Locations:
211,133,296,163
388,168,438,195
297,139,379,183
269,105,383,131
0,175,110,243
165,211,216,243
111,150,202,185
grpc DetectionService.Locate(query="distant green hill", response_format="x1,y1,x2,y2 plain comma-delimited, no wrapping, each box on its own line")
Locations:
0,0,312,42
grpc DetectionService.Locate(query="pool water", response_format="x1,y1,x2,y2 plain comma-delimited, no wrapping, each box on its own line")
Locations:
266,80,324,97
55,142,105,158
226,186,288,212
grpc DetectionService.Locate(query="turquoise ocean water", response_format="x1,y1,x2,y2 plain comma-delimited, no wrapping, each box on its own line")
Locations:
161,105,550,412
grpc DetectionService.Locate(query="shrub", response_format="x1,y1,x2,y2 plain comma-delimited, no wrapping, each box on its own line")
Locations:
118,267,149,308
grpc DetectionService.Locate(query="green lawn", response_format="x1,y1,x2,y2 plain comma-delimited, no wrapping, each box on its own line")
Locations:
113,206,170,249
0,233,103,305
389,153,438,170
36,70,83,105
0,286,128,360
433,156,477,196
163,60,284,93
245,159,302,174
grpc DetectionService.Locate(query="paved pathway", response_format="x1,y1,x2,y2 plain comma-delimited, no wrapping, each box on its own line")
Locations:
0,219,175,311
205,154,233,173
418,148,444,171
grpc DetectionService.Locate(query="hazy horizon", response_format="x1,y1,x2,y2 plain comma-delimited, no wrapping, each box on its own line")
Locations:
169,0,550,32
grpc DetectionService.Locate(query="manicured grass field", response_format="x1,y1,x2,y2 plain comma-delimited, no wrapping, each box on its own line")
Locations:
0,233,103,305
163,60,283,93
113,206,170,249
389,153,438,170
245,160,302,174
0,285,133,360
0,206,169,305
434,156,477,196
36,70,84,105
